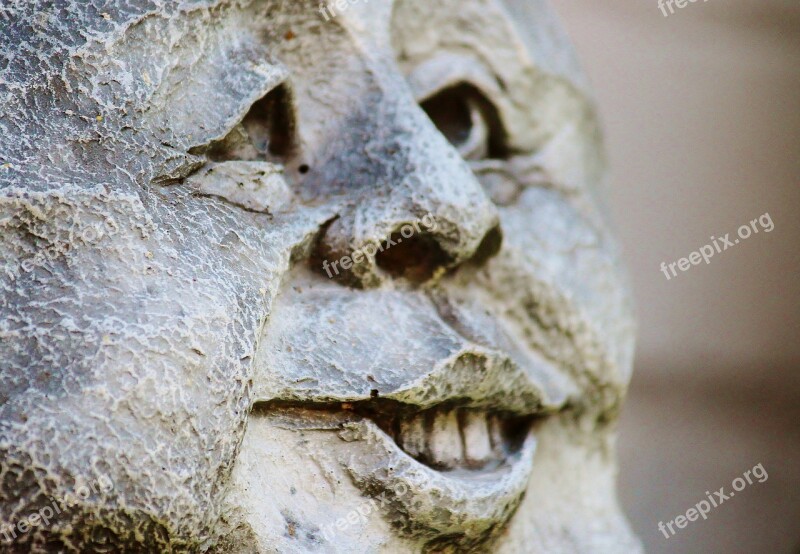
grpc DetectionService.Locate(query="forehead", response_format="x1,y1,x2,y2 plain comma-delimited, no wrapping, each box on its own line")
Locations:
320,0,584,87
6,0,582,112
73,0,580,83
392,0,581,79
2,0,594,186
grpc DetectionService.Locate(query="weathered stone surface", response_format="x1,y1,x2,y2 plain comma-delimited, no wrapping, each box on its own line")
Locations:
0,0,640,551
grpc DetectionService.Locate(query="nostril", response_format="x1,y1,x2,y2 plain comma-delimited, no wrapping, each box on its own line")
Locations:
375,232,452,284
468,225,503,267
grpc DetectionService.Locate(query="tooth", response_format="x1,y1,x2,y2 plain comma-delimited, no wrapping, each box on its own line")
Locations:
398,413,427,459
428,410,463,468
488,415,506,459
460,411,493,465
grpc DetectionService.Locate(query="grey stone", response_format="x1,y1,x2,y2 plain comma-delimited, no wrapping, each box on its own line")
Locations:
0,0,641,552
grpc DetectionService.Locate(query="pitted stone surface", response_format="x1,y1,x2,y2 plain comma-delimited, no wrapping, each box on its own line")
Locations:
1,1,641,552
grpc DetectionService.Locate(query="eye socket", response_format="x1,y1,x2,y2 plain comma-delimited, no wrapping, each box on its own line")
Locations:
204,85,295,163
420,84,508,161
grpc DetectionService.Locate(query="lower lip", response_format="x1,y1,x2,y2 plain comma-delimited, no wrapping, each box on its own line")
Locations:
336,416,538,543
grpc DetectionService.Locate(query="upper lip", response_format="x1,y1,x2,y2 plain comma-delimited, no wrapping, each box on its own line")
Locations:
251,270,577,416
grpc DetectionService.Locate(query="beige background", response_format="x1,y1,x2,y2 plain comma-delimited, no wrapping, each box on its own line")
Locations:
549,1,800,552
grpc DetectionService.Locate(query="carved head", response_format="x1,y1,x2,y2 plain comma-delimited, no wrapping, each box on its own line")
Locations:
0,0,639,551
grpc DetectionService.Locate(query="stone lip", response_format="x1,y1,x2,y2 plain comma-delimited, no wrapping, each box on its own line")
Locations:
342,416,538,545
258,344,558,416
253,269,578,416
258,406,538,547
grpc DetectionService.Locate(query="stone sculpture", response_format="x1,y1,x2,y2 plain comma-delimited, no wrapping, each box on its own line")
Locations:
0,0,641,551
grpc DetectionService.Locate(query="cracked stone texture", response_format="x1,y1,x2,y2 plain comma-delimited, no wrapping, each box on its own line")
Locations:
1,0,641,552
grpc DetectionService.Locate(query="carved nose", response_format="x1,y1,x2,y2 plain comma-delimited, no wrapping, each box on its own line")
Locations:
310,99,501,287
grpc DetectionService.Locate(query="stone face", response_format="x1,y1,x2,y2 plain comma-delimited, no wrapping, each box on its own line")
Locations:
0,0,640,552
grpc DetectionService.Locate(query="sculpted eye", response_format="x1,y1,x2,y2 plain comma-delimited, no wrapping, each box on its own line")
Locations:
420,84,508,161
420,84,522,205
206,84,295,163
183,85,297,214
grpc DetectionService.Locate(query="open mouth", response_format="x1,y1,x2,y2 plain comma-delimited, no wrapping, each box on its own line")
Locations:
258,398,539,474
256,396,542,546
250,270,577,544
350,400,536,472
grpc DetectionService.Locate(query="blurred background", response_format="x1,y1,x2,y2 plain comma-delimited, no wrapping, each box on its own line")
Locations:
549,1,800,552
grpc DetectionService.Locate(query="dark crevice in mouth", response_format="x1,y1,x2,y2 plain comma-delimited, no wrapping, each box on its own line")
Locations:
256,398,539,472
